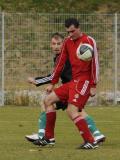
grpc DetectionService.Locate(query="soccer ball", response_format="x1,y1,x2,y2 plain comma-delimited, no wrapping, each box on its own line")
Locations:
76,43,94,61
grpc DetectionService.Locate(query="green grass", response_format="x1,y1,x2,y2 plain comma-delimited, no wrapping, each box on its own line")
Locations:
0,105,120,160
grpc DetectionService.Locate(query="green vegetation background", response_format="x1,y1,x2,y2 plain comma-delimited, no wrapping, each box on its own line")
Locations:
0,1,119,105
0,0,120,13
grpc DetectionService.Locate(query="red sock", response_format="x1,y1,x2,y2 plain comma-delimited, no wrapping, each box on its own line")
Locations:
45,111,56,139
73,116,94,143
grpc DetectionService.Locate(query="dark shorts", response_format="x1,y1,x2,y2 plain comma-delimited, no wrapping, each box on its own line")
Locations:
55,101,82,112
55,101,68,111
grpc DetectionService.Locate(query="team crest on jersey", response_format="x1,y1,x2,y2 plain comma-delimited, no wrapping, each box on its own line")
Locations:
74,94,79,99
73,99,77,102
72,94,79,102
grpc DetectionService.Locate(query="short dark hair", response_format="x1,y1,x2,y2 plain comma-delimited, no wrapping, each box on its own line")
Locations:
51,32,64,40
65,18,79,28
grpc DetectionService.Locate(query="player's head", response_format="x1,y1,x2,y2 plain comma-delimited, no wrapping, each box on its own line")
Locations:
50,32,64,55
65,18,81,40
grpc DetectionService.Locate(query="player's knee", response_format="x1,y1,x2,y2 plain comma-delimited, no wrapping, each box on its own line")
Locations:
44,96,51,106
67,104,80,119
44,94,54,106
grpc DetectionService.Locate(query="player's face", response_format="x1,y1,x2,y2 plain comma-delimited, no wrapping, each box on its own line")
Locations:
66,25,80,40
51,37,63,55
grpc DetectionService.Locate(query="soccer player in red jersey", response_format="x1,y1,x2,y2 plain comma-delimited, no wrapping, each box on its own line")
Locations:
32,21,105,149
43,18,99,149
26,33,105,147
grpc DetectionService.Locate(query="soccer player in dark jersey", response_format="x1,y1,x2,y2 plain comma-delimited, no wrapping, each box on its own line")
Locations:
25,33,71,141
25,32,105,147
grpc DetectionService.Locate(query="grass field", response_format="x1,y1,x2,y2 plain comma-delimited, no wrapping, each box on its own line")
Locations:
0,105,120,160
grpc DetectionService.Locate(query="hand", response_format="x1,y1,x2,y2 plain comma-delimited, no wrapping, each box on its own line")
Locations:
90,87,96,97
27,77,36,85
46,84,55,93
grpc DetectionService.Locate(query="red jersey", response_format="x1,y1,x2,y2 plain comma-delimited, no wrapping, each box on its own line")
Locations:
51,33,99,87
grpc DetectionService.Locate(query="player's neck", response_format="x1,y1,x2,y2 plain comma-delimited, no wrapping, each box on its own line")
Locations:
72,32,83,41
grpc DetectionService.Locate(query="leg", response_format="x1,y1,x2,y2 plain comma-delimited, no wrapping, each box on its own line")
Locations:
34,83,70,146
67,104,95,144
25,92,47,142
25,92,57,143
79,110,106,144
37,93,46,139
33,91,60,146
66,80,99,149
38,91,60,139
44,91,60,140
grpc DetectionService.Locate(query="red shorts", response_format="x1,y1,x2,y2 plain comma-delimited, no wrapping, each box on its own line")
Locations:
54,79,90,110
